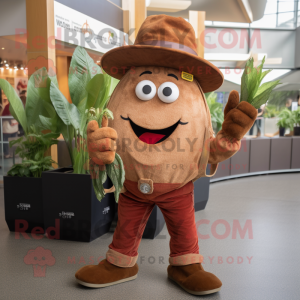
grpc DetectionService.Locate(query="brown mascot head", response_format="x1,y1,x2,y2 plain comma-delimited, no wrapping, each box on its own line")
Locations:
101,15,223,191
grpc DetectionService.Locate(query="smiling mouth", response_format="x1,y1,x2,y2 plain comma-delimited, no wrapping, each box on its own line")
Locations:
121,116,188,144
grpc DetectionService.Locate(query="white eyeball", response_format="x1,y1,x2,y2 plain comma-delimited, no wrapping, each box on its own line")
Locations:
158,82,179,103
135,80,156,101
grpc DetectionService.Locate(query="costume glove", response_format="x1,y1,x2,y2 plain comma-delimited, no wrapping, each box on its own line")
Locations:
87,117,117,165
208,90,257,165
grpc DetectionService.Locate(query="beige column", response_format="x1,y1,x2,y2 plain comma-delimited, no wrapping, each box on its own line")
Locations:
26,0,57,166
135,0,147,39
189,11,206,58
122,0,135,44
123,0,146,43
26,0,56,77
123,10,130,36
56,56,71,103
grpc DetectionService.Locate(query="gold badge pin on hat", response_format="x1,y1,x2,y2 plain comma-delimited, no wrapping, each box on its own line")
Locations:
181,71,193,82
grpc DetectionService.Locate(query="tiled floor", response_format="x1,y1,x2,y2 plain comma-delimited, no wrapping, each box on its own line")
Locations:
0,173,299,299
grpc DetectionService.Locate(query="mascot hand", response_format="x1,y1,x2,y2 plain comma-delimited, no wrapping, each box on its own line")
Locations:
221,90,258,141
87,118,118,165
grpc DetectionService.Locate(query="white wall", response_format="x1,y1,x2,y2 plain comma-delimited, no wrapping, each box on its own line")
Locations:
0,0,26,36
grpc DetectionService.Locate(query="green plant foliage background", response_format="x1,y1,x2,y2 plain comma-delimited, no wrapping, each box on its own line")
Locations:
204,92,224,133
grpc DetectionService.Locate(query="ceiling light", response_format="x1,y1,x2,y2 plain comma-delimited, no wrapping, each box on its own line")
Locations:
4,60,6,63
14,66,17,69
5,64,8,67
1,48,4,50
20,67,24,70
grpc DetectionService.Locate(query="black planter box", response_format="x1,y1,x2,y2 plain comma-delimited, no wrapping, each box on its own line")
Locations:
279,127,286,137
4,176,44,233
193,164,211,211
194,176,210,211
42,167,116,242
294,126,300,136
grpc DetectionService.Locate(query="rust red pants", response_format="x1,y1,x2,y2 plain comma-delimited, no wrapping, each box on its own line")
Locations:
106,181,203,267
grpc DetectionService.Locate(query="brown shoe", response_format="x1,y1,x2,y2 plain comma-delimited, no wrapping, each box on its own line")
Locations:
168,263,222,295
75,259,138,288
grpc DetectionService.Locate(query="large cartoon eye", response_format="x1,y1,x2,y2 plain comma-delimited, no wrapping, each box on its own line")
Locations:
158,82,179,103
135,80,156,101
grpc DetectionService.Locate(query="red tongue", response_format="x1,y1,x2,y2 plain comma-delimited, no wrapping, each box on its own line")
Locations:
139,132,165,144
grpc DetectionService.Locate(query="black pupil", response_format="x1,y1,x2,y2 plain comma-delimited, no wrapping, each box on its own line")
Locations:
163,87,172,97
142,85,151,95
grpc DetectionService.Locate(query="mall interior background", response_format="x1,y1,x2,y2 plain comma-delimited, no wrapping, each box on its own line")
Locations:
0,0,300,180
0,1,299,299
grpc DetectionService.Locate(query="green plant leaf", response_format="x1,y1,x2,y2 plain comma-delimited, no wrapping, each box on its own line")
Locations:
19,167,26,177
241,57,281,108
68,46,101,107
9,137,23,147
86,74,107,109
241,58,251,102
78,105,88,137
8,165,21,177
260,69,272,83
106,153,125,203
204,91,224,133
25,68,59,132
254,56,265,94
57,117,75,165
50,81,81,130
101,108,114,123
252,80,281,109
73,148,82,174
292,107,300,125
277,107,294,130
0,79,28,135
29,165,39,171
108,77,119,97
246,60,260,102
39,115,57,132
92,164,106,201
102,74,119,105
43,132,60,140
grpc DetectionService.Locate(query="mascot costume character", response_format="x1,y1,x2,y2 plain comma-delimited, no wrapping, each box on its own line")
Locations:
75,15,257,295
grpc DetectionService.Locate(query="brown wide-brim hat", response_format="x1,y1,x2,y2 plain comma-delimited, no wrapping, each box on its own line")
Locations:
101,15,223,93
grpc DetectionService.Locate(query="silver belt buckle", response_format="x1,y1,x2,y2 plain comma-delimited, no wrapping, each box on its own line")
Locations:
138,179,153,194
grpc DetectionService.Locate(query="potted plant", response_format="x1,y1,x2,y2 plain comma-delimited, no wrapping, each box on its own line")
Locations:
0,68,59,233
42,46,119,242
292,107,300,136
277,108,294,136
264,104,279,118
45,46,167,241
